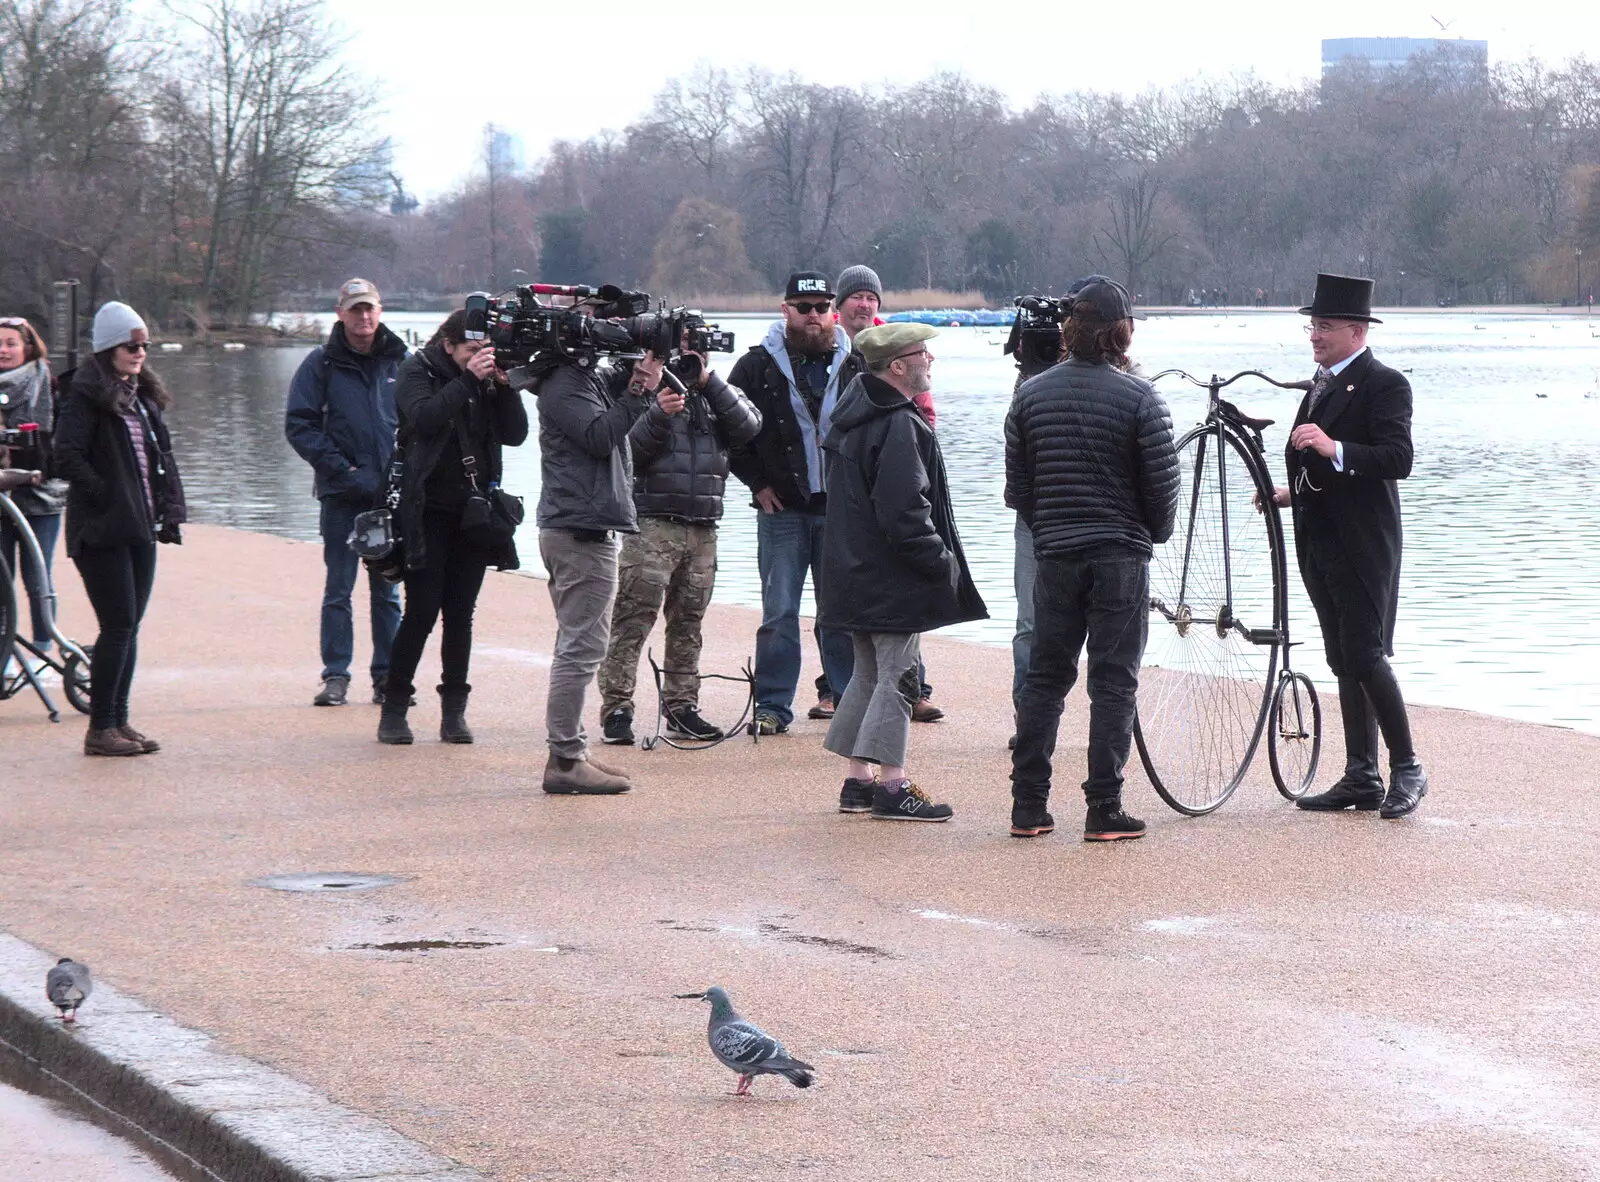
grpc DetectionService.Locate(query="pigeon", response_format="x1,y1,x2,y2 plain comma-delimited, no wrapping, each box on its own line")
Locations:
674,986,814,1095
46,958,92,1023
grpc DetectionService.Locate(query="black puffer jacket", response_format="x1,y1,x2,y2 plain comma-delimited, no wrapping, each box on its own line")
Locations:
394,341,529,571
1005,357,1179,558
53,360,187,558
628,372,761,523
818,374,987,634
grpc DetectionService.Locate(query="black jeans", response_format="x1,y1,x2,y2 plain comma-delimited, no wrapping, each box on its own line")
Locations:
384,507,491,703
73,542,157,730
1011,547,1149,808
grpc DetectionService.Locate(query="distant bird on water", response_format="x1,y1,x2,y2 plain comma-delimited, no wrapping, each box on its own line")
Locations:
674,986,815,1095
46,958,92,1023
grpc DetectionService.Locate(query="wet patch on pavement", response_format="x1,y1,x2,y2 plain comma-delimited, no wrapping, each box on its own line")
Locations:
756,921,895,959
250,871,407,893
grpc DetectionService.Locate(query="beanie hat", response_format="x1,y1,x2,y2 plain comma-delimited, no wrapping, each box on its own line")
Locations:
835,265,883,304
92,302,148,352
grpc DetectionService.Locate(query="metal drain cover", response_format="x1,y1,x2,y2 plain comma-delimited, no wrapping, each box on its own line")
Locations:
250,872,404,893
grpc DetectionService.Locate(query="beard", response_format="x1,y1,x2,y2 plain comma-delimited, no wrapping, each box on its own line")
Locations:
785,320,835,355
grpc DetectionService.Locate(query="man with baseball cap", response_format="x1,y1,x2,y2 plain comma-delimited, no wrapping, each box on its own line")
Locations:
285,277,407,707
727,271,864,734
819,323,985,820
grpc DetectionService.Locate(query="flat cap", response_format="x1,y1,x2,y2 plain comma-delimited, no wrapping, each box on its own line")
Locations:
854,322,937,366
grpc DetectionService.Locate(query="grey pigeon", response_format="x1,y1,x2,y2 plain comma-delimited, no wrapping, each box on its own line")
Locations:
46,958,92,1023
674,986,814,1095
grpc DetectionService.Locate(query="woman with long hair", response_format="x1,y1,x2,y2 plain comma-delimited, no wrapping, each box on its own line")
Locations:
378,308,528,745
0,316,66,675
52,302,187,756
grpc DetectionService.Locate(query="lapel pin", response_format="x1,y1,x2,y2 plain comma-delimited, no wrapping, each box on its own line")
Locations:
1346,384,1354,391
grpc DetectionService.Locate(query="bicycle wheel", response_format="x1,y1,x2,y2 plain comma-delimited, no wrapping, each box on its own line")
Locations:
62,648,92,715
1268,671,1321,800
1135,423,1280,814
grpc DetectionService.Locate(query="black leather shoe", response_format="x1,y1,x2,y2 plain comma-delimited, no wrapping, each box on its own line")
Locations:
1296,774,1384,811
1380,759,1428,818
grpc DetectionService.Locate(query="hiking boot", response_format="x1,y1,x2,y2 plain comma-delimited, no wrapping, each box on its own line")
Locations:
748,710,788,736
586,753,633,781
84,727,145,756
665,704,724,741
911,697,945,723
439,688,473,744
838,777,876,813
807,694,835,720
118,725,160,754
1010,803,1055,838
542,754,631,795
870,778,953,822
313,675,350,707
377,702,413,745
602,707,635,746
1084,803,1146,842
1380,759,1428,819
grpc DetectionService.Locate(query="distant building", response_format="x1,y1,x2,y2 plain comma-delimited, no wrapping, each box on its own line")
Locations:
489,129,525,176
1321,36,1488,76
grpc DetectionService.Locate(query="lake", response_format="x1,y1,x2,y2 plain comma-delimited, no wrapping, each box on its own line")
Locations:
149,309,1600,735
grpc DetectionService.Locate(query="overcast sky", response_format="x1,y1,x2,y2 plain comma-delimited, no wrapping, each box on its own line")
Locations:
317,0,1600,201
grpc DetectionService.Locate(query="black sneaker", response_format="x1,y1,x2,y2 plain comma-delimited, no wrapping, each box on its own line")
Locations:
870,779,953,822
1010,803,1055,838
748,710,788,736
664,704,724,741
838,777,875,813
602,708,635,746
1084,804,1146,842
313,676,349,707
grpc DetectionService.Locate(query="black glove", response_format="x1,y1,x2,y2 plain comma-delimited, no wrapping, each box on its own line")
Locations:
157,522,183,545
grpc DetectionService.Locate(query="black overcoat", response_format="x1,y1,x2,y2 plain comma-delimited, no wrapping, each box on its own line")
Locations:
1285,348,1412,654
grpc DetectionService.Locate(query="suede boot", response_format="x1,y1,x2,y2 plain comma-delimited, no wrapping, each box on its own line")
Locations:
439,686,473,744
377,700,413,745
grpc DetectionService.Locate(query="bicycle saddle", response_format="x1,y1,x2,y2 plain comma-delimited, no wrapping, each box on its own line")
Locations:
1218,400,1274,432
0,468,41,491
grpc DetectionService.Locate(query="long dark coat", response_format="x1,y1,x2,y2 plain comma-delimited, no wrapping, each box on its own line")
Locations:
1285,348,1413,654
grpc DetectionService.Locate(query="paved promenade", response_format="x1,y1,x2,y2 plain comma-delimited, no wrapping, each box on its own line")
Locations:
4,525,1599,1180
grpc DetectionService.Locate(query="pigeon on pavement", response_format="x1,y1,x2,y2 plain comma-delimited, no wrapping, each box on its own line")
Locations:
46,958,92,1023
674,986,814,1095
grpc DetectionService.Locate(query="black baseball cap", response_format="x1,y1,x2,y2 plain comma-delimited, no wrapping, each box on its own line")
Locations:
785,271,834,301
1070,277,1146,322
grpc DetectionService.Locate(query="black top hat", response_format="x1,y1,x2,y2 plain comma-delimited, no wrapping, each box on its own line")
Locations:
1298,273,1382,323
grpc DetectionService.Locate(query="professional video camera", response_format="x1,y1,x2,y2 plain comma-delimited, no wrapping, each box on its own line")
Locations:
1004,294,1070,378
464,284,735,389
0,421,45,469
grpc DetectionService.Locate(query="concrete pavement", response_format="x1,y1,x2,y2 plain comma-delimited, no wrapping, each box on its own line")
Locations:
4,524,1599,1180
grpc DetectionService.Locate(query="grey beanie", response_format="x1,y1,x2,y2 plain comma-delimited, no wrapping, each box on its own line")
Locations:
835,265,883,303
91,301,148,352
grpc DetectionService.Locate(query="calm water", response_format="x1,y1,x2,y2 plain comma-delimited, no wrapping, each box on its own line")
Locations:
153,310,1600,734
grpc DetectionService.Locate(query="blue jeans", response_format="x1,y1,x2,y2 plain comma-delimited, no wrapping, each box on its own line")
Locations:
1,511,60,646
319,496,401,683
755,508,853,725
1012,514,1037,709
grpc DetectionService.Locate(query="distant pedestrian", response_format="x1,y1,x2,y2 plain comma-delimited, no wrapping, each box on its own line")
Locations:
597,337,761,746
284,278,406,708
1006,279,1178,841
52,302,188,756
0,316,65,675
819,323,985,822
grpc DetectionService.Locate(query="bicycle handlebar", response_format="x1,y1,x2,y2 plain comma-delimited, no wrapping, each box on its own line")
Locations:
1150,367,1313,393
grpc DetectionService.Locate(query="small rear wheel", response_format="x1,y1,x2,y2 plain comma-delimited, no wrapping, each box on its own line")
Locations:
1268,671,1321,800
62,648,92,715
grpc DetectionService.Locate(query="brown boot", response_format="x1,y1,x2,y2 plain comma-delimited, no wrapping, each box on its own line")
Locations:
85,727,146,756
118,726,161,753
585,753,632,781
542,754,631,795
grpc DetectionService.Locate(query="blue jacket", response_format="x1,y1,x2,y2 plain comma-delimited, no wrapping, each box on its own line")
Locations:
284,322,407,500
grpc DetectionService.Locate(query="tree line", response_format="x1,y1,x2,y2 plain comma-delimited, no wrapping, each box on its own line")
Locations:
5,0,1600,331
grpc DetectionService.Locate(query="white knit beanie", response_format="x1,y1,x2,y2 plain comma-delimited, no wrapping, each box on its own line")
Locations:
91,301,148,352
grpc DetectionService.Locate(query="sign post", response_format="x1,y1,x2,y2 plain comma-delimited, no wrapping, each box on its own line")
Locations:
51,280,80,372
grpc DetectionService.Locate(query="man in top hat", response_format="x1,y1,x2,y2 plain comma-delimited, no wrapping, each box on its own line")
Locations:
1269,273,1428,819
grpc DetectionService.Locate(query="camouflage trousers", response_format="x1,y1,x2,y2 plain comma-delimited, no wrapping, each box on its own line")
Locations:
598,517,718,715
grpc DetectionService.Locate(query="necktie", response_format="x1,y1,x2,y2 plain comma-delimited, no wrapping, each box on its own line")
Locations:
1308,366,1333,415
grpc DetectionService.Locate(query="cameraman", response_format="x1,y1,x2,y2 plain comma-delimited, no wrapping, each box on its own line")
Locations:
597,338,761,745
534,323,658,794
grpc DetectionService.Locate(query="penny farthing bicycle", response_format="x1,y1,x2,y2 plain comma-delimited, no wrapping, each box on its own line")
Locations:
1133,369,1322,815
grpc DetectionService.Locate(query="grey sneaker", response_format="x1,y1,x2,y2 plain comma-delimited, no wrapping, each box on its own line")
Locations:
314,676,350,707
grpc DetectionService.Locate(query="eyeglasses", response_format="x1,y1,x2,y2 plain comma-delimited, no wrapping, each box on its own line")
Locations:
892,347,929,363
788,301,831,316
119,341,150,353
1303,321,1355,336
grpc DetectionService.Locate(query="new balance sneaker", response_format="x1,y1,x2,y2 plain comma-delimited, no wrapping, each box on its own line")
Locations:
602,707,635,746
838,777,876,813
870,778,953,822
1009,803,1055,838
748,710,788,736
313,675,350,707
1084,803,1146,842
664,704,725,741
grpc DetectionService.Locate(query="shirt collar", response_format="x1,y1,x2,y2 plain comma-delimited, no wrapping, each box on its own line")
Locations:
1327,346,1367,378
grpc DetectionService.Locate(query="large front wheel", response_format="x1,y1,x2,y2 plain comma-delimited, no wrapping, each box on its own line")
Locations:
1135,424,1281,815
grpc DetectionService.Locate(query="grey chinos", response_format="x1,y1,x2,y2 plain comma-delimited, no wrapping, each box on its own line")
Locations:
823,632,921,767
539,528,620,760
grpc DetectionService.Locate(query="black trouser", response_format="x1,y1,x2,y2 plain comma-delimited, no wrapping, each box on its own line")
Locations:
1298,520,1414,769
384,507,491,703
1012,546,1149,809
72,542,157,731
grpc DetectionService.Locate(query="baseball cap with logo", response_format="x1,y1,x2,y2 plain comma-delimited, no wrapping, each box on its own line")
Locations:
785,271,835,302
337,278,381,311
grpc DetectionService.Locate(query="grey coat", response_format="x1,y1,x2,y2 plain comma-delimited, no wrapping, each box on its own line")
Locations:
534,362,647,533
